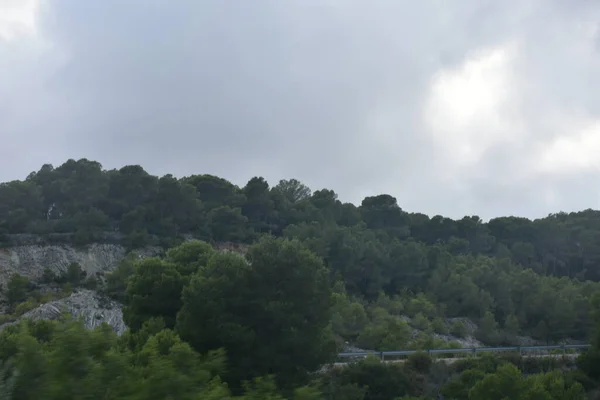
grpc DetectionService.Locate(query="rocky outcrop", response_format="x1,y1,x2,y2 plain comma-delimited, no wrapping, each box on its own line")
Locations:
0,242,161,335
0,236,247,289
0,243,161,288
1,289,127,335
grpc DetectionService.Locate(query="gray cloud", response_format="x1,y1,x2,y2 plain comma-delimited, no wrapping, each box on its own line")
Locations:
1,0,600,220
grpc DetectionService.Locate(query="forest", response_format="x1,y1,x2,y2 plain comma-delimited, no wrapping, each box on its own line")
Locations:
3,158,600,398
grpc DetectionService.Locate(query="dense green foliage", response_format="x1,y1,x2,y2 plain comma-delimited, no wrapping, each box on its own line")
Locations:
3,159,600,283
5,159,600,398
0,318,320,399
0,316,594,399
176,238,335,389
118,237,336,391
0,237,336,398
2,159,599,341
316,352,590,399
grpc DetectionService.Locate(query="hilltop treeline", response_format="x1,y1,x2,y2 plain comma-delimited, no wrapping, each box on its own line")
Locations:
2,159,600,279
2,158,600,342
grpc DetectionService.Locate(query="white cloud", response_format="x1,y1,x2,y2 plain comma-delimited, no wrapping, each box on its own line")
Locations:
424,41,521,175
0,0,41,41
537,120,600,174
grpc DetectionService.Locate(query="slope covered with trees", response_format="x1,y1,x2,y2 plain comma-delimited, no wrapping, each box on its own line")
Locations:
4,158,600,282
4,159,600,398
2,159,600,344
1,237,599,399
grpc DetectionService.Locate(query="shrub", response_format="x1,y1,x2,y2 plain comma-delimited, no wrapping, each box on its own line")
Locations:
65,262,87,285
406,351,432,374
6,274,32,306
432,317,448,334
13,297,39,316
41,268,58,284
450,321,468,338
411,313,431,332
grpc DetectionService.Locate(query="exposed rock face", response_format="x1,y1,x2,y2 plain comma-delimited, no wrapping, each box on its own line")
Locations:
1,289,127,335
0,241,162,334
0,243,161,287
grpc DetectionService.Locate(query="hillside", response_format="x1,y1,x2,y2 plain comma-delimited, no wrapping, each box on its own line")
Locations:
2,159,600,398
0,240,482,349
1,159,599,341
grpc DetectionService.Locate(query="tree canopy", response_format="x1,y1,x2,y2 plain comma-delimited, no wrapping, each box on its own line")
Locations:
4,158,600,284
4,159,600,398
3,158,600,344
122,237,336,391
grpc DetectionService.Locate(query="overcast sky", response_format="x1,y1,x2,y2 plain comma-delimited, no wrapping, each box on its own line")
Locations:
1,0,599,220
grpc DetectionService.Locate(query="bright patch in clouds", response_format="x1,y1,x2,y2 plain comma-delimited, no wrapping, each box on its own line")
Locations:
538,120,600,174
0,0,40,41
425,42,519,166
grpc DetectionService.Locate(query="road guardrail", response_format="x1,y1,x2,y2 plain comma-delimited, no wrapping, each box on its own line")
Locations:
338,344,591,361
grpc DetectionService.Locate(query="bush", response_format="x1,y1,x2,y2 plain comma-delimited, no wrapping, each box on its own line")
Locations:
374,293,405,315
450,321,468,338
432,317,448,334
41,268,57,284
73,229,93,246
125,230,150,250
61,282,73,296
411,313,431,332
65,262,86,285
357,315,411,351
13,297,39,316
6,274,32,306
408,333,447,351
406,351,432,374
405,294,437,319
104,255,137,302
475,312,501,345
0,313,15,325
